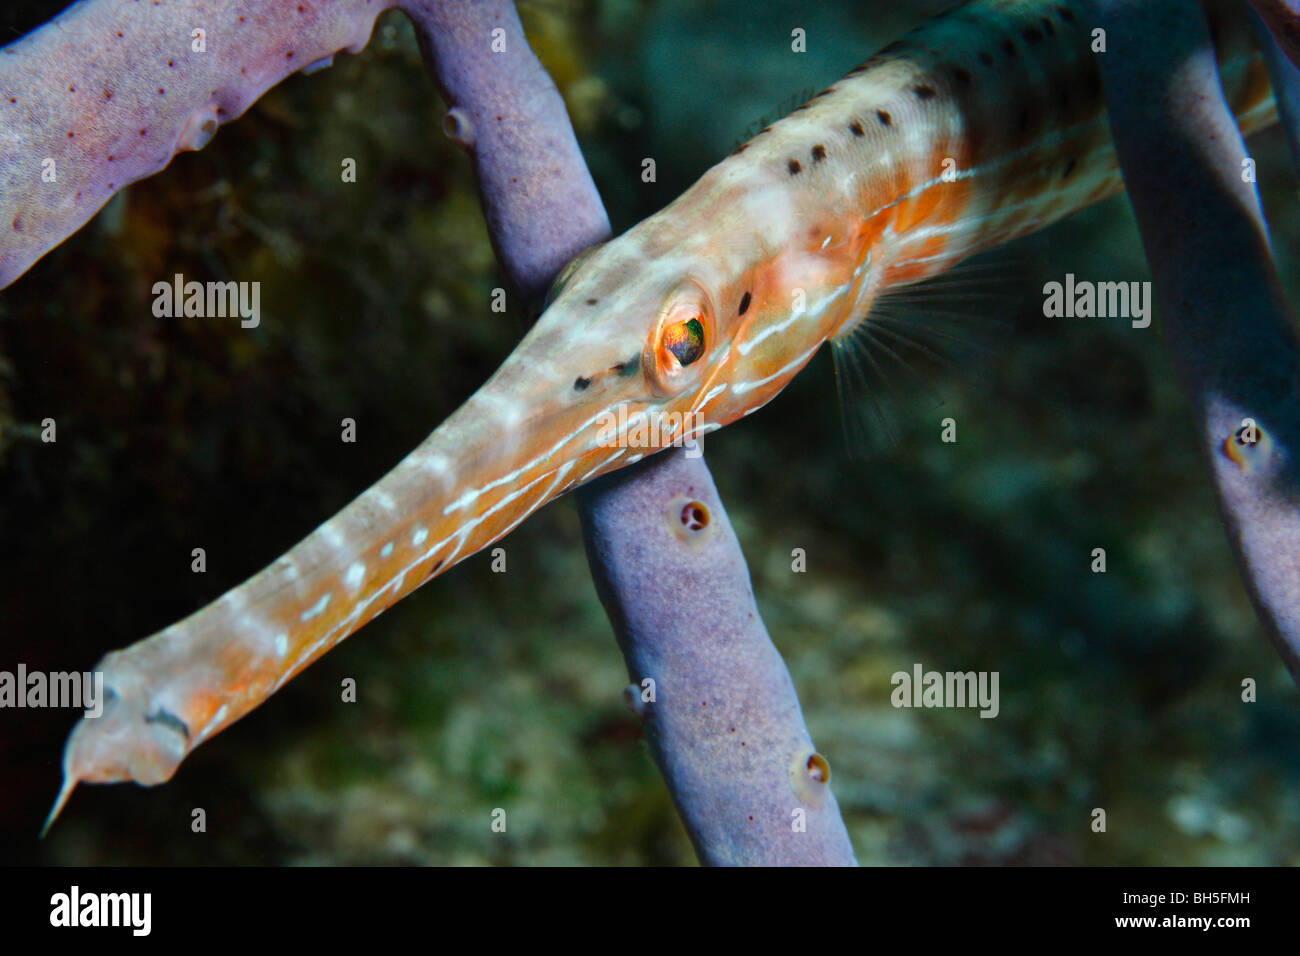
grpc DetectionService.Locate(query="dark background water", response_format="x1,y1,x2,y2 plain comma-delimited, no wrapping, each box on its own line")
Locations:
2,0,1298,864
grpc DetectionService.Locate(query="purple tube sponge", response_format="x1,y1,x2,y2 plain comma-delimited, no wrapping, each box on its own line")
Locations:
578,448,858,865
0,0,399,289
1090,0,1300,680
406,0,855,865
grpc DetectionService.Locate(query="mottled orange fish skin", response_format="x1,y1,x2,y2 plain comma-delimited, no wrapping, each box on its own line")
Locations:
51,0,1277,814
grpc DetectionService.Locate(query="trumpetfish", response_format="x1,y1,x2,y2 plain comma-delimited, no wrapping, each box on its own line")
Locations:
45,0,1279,829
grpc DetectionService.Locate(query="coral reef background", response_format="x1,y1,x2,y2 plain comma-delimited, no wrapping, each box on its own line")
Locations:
1,0,1298,864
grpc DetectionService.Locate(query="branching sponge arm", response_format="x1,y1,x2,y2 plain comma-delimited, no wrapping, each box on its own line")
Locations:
1090,0,1300,681
578,449,858,865
0,0,402,290
403,0,855,865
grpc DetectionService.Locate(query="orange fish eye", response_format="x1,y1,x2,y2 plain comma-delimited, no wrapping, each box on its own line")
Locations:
645,282,713,396
662,317,705,367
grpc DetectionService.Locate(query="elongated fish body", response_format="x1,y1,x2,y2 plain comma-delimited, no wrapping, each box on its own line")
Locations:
49,0,1278,821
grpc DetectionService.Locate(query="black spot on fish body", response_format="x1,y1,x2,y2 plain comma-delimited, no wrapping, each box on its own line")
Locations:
788,158,802,175
877,109,892,126
978,50,994,67
1022,26,1043,44
951,66,972,87
738,291,752,315
849,120,864,136
574,376,591,391
1062,157,1077,179
811,144,827,162
1003,39,1018,58
914,84,937,100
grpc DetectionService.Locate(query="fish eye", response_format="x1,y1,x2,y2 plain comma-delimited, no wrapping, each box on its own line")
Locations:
646,283,713,395
664,317,705,367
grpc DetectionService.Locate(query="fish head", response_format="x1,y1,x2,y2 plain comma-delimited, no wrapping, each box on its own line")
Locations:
513,172,871,476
